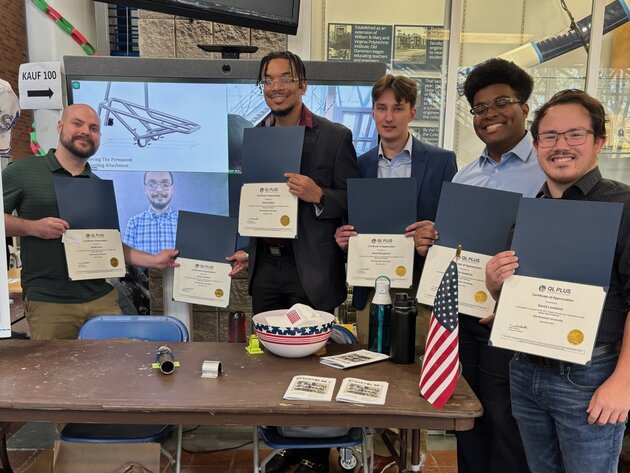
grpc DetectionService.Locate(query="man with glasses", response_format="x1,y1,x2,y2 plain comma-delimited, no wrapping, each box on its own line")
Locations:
124,171,178,255
414,58,543,473
486,89,630,473
227,51,359,473
2,104,179,340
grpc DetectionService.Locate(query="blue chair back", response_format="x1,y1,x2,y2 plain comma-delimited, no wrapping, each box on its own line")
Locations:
78,315,189,342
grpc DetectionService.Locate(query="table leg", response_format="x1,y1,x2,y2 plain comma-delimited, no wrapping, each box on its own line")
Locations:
410,429,421,472
0,423,13,473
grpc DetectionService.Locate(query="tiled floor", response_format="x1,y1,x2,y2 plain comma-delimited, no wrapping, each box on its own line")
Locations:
6,423,458,472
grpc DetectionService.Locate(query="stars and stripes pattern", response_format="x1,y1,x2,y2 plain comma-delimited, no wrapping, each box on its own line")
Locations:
419,258,460,409
285,309,302,325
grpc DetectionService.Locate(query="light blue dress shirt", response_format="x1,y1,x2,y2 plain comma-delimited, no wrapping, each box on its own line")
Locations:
377,134,413,179
453,131,544,198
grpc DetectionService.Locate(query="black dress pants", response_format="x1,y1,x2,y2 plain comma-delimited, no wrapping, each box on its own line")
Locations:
251,242,331,468
455,314,530,473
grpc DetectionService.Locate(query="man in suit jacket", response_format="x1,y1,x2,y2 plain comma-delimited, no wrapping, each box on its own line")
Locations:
335,74,457,347
227,51,359,473
228,51,358,315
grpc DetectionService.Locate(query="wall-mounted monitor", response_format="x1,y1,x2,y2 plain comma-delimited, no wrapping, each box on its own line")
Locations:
64,55,386,254
97,0,301,35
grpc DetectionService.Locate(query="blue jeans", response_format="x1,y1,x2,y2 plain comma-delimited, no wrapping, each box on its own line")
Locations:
510,353,626,473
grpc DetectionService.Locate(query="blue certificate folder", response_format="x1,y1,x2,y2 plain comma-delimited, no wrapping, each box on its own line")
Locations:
348,178,417,234
53,176,120,230
511,198,623,288
434,182,522,255
176,211,237,263
241,126,305,183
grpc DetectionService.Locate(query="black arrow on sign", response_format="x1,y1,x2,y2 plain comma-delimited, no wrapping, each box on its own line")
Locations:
27,88,53,99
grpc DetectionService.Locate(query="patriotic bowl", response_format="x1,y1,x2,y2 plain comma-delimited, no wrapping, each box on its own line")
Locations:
252,310,335,358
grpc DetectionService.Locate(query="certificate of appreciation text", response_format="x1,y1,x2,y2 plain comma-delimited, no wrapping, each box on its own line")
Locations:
173,257,232,308
63,229,125,281
417,245,494,318
490,275,606,364
346,234,414,288
238,183,297,238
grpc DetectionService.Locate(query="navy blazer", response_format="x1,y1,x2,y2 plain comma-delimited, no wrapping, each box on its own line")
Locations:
352,136,457,310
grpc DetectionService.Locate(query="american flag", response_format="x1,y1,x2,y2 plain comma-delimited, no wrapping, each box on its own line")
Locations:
285,309,301,325
419,258,459,409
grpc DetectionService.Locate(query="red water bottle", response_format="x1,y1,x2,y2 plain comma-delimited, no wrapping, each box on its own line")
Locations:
228,311,247,343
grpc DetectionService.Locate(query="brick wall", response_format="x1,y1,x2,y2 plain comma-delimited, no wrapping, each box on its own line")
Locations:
0,0,33,159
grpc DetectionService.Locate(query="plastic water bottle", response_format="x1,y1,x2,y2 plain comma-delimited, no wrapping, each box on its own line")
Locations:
368,276,392,354
389,293,418,364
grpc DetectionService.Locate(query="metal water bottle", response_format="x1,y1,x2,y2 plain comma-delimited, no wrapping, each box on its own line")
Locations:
368,276,392,354
389,293,418,364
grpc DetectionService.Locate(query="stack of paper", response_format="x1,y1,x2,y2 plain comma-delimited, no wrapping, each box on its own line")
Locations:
319,349,389,369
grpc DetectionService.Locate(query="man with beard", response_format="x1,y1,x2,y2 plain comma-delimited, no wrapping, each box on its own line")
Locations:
227,51,359,473
486,89,630,473
124,171,178,255
2,104,179,340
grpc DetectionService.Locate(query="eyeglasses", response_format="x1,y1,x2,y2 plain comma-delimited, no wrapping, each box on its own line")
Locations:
259,76,300,88
470,97,522,115
536,129,595,148
145,181,173,191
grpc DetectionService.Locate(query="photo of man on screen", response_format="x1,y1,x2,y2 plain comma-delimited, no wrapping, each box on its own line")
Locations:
123,171,178,255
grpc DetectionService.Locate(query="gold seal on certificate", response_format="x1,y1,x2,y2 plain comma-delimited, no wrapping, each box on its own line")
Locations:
173,257,232,308
62,229,126,281
238,183,298,238
347,234,414,289
567,329,584,345
475,291,488,303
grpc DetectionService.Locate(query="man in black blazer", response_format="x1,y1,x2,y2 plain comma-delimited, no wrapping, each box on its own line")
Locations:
227,51,359,473
335,74,457,346
228,51,358,315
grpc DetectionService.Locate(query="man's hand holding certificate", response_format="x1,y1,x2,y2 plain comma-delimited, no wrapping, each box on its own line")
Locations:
489,198,623,364
173,211,238,308
346,178,416,288
417,182,522,318
54,177,125,281
238,127,304,239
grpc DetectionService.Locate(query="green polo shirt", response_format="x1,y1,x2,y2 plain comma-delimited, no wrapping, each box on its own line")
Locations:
3,149,113,303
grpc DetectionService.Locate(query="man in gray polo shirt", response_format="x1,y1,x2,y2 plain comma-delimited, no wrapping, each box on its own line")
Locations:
3,104,178,340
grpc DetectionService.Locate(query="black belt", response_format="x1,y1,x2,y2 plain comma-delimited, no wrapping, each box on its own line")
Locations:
260,239,291,257
526,341,622,367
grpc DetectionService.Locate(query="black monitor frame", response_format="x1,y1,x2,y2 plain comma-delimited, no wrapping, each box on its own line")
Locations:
96,0,301,35
63,56,385,89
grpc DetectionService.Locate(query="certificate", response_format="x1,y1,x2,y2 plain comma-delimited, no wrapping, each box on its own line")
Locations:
173,211,238,308
62,229,125,281
416,182,522,317
346,234,414,288
490,275,606,364
173,258,232,307
346,178,416,288
418,245,494,318
489,198,623,364
238,183,297,238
